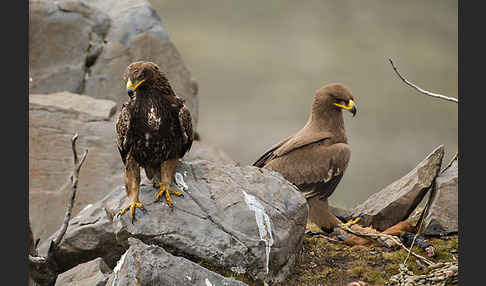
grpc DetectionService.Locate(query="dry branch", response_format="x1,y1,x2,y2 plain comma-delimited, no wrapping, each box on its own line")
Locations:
337,224,435,267
313,234,344,244
388,58,458,103
53,134,88,246
403,202,429,265
29,133,88,286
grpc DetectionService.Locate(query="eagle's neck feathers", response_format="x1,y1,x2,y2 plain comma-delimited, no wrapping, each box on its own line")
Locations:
307,99,347,143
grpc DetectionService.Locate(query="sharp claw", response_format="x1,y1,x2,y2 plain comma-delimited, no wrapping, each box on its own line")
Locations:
118,201,144,223
155,182,183,207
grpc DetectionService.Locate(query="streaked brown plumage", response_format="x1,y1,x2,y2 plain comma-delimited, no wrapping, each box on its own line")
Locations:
116,61,193,220
253,83,356,230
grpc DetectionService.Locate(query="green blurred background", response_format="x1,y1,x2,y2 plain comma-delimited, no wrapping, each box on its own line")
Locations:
149,0,458,209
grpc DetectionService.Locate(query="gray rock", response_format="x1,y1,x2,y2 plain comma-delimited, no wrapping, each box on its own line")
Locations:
29,92,121,242
329,205,352,222
55,257,111,286
421,157,458,236
29,0,198,127
40,160,308,284
38,187,126,273
29,0,110,95
185,141,236,166
350,145,444,231
106,238,248,286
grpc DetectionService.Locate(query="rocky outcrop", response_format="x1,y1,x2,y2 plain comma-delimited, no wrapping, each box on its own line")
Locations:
29,91,230,242
29,92,120,242
106,238,248,286
350,145,444,231
55,258,111,286
421,157,458,236
40,160,308,284
29,0,198,127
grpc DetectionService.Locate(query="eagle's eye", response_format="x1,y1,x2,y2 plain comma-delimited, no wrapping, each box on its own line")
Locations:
335,99,345,105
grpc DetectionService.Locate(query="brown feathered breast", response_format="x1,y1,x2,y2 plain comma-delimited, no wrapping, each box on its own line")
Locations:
253,83,355,200
116,62,193,169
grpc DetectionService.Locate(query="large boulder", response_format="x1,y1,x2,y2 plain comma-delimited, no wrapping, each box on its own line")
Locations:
40,160,308,285
106,238,248,286
29,92,120,242
421,157,458,236
55,257,111,286
29,0,198,127
350,145,444,231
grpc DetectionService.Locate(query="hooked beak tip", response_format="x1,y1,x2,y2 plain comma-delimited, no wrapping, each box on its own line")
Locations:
127,88,135,98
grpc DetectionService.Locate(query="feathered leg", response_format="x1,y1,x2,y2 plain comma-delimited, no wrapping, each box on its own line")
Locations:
118,152,145,221
306,196,343,232
155,159,183,207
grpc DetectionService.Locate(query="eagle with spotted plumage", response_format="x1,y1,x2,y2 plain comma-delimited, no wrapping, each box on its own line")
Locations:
116,61,193,220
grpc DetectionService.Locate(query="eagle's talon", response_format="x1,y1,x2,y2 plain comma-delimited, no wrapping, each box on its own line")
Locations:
341,217,360,227
118,201,144,222
155,182,183,207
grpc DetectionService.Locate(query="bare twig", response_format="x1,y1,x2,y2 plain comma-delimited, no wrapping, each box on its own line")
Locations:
388,58,458,103
53,134,88,246
314,234,344,244
337,224,435,267
29,133,88,286
403,202,428,265
403,233,418,265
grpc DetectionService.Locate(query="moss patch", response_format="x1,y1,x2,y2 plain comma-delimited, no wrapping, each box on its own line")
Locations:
272,234,458,286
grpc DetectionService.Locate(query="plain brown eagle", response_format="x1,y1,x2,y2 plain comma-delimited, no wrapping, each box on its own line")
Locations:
253,83,357,231
116,61,193,220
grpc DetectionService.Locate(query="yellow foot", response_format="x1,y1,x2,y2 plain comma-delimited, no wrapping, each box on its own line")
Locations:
155,182,183,207
118,201,145,222
341,217,361,227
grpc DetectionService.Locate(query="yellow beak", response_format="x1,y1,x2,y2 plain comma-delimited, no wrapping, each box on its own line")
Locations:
333,99,357,116
126,78,145,91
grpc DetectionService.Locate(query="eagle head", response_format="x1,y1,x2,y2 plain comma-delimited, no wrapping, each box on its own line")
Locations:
314,83,357,117
123,61,168,99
